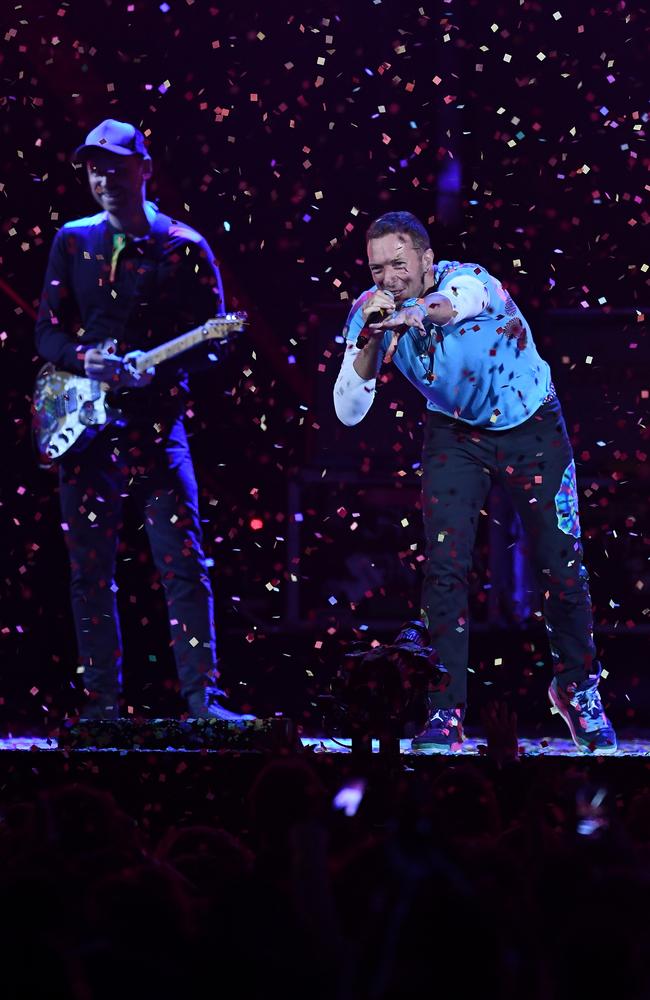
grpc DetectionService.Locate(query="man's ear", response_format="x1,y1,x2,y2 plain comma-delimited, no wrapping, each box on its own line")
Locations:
422,247,434,272
142,159,153,182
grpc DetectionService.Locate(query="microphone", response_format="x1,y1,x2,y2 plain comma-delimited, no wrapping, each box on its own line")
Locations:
355,291,395,349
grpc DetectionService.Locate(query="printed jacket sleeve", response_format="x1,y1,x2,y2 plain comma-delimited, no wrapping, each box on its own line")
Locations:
437,273,488,325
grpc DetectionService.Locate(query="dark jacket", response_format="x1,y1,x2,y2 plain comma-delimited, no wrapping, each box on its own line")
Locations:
35,203,224,420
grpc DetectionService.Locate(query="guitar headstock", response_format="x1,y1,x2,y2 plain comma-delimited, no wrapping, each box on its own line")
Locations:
202,312,248,340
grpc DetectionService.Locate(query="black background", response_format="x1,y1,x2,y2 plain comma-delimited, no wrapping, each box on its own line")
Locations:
0,0,648,734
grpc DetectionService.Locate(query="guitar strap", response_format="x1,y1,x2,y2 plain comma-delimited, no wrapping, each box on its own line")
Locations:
109,232,127,283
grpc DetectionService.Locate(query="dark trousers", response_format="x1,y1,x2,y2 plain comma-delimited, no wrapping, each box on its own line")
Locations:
58,418,216,705
421,397,598,709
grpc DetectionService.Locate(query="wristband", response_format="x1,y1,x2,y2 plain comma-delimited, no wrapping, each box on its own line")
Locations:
402,297,428,321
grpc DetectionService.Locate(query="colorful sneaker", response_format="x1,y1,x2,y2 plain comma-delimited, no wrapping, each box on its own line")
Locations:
411,707,465,751
548,676,617,754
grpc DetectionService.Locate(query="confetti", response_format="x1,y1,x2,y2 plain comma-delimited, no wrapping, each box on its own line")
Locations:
0,0,645,732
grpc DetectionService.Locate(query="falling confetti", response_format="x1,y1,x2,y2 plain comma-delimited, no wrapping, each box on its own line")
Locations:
0,0,646,730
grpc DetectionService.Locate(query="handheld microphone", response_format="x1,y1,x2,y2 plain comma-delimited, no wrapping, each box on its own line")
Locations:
355,291,395,349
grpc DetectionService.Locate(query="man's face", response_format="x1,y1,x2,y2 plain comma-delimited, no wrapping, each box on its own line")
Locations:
86,151,150,214
367,232,434,304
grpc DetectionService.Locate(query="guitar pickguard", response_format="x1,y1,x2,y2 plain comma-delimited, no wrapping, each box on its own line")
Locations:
32,365,112,464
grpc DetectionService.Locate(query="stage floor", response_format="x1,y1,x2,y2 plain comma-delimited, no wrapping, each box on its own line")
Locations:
1,734,648,756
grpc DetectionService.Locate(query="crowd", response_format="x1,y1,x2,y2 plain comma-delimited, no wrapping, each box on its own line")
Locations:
0,724,647,999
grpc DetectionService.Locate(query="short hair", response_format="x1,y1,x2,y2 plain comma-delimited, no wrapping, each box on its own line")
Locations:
366,211,430,253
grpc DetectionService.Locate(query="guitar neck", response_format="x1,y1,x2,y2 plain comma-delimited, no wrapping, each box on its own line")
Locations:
131,312,245,373
135,323,212,373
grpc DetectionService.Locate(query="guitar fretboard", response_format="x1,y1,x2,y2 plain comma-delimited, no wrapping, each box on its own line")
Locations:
135,314,245,372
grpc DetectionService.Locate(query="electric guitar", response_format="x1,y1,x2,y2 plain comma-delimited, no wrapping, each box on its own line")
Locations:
32,312,246,465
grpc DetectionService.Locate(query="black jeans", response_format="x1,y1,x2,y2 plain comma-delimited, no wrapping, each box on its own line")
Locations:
58,417,216,705
421,397,598,709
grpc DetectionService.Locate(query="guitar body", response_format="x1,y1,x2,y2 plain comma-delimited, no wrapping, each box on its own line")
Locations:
32,364,122,466
32,312,247,466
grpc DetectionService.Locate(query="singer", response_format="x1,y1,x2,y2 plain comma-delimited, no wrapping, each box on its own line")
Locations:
333,211,616,754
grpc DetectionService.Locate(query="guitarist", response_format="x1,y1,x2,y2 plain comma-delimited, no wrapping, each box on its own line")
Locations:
35,118,251,723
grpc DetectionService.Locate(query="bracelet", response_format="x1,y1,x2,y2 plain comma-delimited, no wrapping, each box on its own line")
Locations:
402,297,428,321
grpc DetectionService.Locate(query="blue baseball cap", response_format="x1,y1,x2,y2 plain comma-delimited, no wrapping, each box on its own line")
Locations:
73,119,150,161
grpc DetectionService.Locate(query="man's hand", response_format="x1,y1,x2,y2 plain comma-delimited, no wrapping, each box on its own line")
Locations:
361,288,396,328
369,304,428,363
84,345,125,384
83,345,153,389
120,350,154,388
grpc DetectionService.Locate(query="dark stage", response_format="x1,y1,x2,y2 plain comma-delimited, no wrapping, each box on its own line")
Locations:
2,729,650,838
5,733,650,756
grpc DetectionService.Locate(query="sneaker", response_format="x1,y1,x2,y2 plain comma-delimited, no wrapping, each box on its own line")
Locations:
548,676,617,754
186,688,256,723
411,707,465,751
